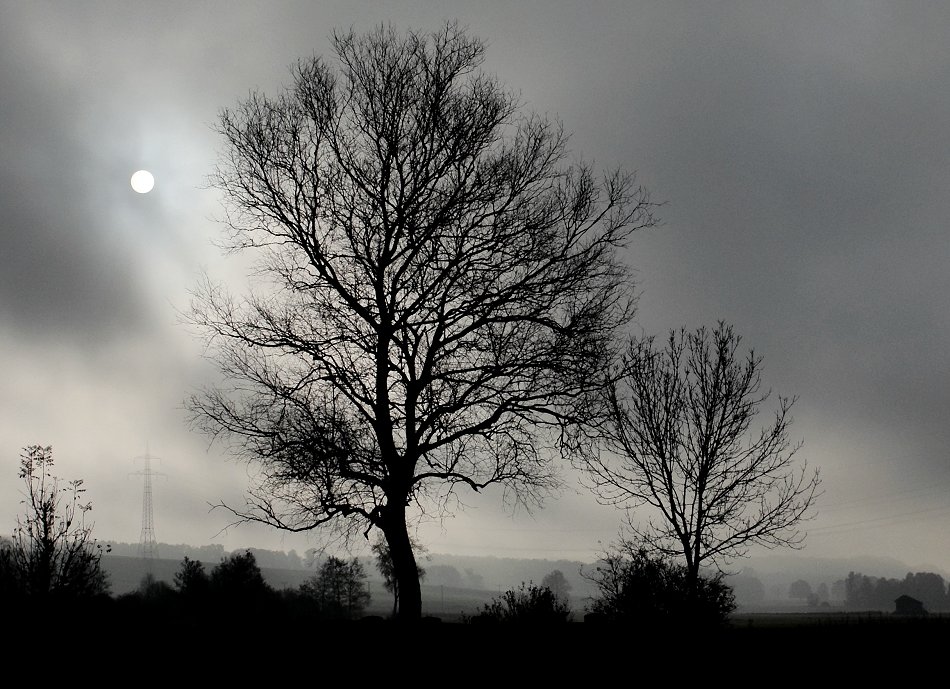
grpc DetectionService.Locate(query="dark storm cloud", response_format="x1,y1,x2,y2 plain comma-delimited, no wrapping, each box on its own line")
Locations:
0,8,150,341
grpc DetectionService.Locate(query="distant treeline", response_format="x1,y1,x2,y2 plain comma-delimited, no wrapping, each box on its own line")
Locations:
101,542,592,595
100,543,950,613
843,571,950,612
104,541,309,570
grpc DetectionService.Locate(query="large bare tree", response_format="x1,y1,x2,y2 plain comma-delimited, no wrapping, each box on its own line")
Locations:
188,22,656,619
580,322,821,589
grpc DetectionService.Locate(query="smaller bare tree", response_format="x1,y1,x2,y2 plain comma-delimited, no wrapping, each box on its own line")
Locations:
0,445,110,600
301,556,371,620
541,569,572,603
580,322,821,589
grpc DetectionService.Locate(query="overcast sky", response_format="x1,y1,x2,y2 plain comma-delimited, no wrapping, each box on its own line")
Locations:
2,1,949,573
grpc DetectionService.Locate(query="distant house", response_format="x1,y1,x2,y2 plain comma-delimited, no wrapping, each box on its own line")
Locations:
894,595,927,616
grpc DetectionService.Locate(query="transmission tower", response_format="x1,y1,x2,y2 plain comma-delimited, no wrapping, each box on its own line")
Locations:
131,446,164,565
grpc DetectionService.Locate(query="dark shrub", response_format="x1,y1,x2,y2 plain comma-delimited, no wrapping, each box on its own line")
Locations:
471,582,572,624
586,546,735,627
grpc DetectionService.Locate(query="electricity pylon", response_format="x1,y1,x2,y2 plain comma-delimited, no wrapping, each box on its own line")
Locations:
131,445,165,567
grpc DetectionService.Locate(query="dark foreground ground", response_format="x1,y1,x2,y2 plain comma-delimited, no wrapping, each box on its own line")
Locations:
7,599,946,682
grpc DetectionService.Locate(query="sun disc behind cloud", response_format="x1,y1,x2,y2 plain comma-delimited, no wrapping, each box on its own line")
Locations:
130,170,155,194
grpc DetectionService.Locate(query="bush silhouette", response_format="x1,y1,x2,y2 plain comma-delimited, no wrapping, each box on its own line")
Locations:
208,550,276,618
174,556,210,599
473,582,572,624
586,546,735,627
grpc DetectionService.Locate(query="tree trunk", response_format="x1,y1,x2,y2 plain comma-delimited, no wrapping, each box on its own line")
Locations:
686,557,700,595
683,536,701,600
383,501,422,621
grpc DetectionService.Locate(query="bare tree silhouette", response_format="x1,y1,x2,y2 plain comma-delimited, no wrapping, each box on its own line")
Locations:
579,322,821,590
189,21,657,620
0,445,110,601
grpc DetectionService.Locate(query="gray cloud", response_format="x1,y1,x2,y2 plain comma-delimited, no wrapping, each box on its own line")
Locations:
1,1,949,570
0,27,149,341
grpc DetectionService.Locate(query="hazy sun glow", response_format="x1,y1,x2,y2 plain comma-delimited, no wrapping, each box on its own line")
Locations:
130,169,154,193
